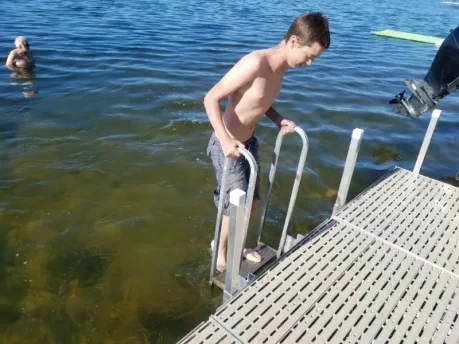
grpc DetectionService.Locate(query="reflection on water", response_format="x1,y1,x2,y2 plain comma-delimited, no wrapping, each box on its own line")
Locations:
10,70,38,98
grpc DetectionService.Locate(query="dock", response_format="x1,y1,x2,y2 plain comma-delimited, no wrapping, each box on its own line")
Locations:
180,109,459,343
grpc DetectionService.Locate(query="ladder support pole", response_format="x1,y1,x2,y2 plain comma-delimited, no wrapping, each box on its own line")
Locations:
413,109,441,175
332,128,364,215
223,189,246,302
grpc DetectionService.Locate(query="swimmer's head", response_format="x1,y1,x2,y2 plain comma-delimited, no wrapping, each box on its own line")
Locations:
15,36,30,51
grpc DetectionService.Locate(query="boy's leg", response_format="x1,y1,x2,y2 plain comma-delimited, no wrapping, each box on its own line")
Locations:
212,198,260,270
208,133,262,271
241,135,262,262
208,132,239,271
215,215,229,270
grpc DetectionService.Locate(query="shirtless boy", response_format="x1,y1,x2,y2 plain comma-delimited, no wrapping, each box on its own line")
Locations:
205,12,330,272
5,37,35,71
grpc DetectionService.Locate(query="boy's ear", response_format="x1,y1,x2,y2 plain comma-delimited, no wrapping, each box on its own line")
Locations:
289,35,299,48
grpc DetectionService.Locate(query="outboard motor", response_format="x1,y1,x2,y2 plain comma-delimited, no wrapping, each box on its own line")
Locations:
390,26,459,118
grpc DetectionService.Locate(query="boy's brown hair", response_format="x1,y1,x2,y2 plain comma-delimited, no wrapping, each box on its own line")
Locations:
284,12,330,49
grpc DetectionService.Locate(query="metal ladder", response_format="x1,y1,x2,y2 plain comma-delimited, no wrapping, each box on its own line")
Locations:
209,126,309,296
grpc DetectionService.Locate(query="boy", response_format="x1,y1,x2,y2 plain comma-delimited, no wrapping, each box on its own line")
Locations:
205,12,330,272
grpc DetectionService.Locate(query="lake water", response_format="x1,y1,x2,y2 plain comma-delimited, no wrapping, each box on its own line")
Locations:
0,0,458,342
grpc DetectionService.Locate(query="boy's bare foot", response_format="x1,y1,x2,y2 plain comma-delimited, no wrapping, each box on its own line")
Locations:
242,248,262,263
216,261,226,273
211,241,262,268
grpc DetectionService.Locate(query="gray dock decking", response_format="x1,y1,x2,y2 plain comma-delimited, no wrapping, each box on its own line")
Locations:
179,167,459,343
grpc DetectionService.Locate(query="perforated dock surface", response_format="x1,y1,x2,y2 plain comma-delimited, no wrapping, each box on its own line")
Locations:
179,168,459,344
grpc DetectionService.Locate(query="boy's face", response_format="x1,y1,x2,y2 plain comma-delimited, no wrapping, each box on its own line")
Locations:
287,36,325,68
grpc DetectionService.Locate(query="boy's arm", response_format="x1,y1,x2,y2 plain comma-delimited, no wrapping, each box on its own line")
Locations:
265,106,296,134
5,51,15,70
204,53,262,157
265,106,284,127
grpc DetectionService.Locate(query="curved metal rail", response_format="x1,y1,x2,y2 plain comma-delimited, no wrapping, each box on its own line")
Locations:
256,126,309,258
209,147,258,284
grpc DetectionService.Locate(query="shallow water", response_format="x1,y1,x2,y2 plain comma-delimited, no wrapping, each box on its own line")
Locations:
0,0,458,342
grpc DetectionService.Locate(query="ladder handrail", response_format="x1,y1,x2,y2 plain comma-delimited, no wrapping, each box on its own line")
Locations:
209,147,258,284
256,126,309,258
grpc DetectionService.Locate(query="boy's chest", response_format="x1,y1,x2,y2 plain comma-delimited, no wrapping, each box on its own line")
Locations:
246,74,283,105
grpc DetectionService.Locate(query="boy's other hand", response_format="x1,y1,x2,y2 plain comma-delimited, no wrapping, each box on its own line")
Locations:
222,138,245,158
280,119,296,135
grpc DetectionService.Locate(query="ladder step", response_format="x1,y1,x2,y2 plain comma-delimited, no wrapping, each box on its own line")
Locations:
212,244,277,290
283,234,306,254
283,235,295,253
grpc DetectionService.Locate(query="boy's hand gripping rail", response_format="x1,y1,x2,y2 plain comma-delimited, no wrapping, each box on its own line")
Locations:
209,146,258,284
257,126,309,258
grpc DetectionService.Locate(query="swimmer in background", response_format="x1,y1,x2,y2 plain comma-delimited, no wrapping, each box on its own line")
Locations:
6,37,37,97
6,36,35,71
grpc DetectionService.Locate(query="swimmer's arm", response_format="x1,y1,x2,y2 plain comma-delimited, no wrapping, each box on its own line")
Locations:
204,53,262,144
265,106,285,128
5,51,15,70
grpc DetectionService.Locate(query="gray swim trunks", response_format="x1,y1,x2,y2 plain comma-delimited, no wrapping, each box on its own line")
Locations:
207,132,261,216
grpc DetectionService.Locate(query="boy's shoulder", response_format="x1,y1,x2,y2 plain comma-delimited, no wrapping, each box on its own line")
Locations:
238,49,270,71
